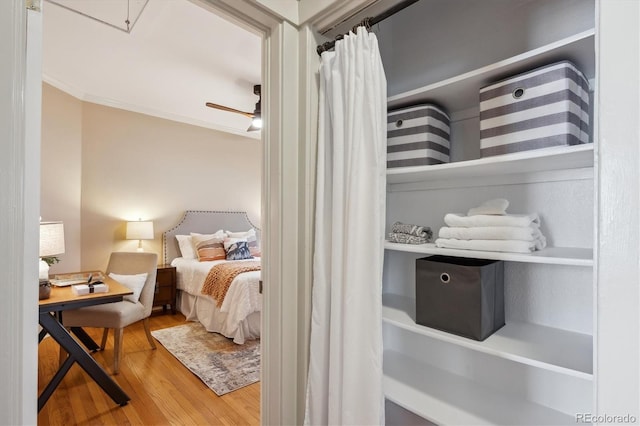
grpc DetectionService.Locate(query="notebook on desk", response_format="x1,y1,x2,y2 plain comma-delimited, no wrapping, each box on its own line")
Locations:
50,272,104,287
50,278,88,287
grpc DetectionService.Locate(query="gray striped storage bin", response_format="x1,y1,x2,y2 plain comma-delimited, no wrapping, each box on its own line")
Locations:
387,104,450,168
479,61,590,157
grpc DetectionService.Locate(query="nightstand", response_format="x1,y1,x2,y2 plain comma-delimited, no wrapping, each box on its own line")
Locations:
153,265,177,314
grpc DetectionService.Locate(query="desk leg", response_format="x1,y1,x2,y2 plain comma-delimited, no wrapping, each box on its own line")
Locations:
70,327,101,352
38,327,48,343
39,355,76,411
39,312,130,411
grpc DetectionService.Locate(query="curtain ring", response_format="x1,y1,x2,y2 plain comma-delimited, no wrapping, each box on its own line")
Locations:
353,17,372,33
317,41,333,55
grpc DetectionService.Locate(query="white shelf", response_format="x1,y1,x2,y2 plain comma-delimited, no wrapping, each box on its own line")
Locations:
384,241,593,266
384,350,575,425
387,144,593,185
387,29,595,111
383,294,593,379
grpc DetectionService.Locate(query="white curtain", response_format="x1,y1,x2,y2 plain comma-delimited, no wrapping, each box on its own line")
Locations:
305,27,387,426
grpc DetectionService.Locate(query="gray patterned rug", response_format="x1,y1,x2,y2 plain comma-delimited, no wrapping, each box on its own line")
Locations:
151,322,260,396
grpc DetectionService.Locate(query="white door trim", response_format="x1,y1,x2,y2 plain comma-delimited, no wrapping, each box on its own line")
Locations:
0,2,40,424
194,1,307,424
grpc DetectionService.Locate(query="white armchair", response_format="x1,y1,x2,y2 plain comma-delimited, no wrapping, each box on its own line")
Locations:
62,252,158,374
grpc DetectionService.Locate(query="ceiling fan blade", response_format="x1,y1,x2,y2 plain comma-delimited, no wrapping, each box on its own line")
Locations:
205,102,255,118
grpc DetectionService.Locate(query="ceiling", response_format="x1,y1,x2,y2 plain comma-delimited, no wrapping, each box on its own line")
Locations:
42,0,262,138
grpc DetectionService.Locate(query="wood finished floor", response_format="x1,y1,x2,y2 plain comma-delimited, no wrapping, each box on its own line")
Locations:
38,312,260,425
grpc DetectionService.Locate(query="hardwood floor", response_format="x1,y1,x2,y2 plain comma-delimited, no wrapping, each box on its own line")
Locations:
38,313,260,425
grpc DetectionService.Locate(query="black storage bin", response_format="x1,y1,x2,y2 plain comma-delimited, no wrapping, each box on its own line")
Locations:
416,255,505,341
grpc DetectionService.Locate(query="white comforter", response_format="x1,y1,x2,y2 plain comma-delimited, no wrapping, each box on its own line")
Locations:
170,257,261,328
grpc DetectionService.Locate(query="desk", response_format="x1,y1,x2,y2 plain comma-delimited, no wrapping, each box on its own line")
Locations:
38,275,133,412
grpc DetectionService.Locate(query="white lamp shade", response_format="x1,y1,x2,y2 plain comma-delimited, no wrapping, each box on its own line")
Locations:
40,222,65,257
126,220,154,240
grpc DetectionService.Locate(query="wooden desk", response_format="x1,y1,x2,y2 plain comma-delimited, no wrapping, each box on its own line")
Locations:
38,275,133,412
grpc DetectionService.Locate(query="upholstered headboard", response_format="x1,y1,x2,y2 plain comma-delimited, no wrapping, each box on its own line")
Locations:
163,210,259,265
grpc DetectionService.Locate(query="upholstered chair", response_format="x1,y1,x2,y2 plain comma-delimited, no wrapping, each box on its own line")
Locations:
62,252,158,374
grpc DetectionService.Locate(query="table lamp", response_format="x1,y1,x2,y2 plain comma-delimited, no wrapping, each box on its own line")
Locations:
39,221,65,299
126,219,154,252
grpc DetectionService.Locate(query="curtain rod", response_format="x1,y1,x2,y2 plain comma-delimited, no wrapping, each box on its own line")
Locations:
316,0,420,55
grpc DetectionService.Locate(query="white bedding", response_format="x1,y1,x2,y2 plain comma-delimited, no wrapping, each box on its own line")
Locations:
170,257,261,343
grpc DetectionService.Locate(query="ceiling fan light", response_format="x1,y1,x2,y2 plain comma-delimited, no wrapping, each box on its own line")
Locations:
247,116,262,132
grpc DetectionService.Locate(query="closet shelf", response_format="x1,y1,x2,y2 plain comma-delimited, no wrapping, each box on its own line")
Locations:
387,144,594,185
384,350,575,425
387,29,595,112
382,294,593,379
384,241,593,266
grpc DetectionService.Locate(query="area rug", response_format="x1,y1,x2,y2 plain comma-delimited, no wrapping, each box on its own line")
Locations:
151,322,260,396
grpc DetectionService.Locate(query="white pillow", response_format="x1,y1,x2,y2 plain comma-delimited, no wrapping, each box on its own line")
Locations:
109,272,148,304
226,229,256,239
175,235,196,259
190,230,227,240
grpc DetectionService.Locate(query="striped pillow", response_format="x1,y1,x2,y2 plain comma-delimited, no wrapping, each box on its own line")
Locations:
191,233,226,262
226,228,260,257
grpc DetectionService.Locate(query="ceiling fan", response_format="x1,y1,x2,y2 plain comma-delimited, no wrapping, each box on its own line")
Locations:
206,84,262,132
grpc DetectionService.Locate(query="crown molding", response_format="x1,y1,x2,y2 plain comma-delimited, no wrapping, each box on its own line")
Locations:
42,73,260,139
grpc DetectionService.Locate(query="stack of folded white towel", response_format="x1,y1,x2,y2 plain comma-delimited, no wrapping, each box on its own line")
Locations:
435,199,547,254
387,221,433,244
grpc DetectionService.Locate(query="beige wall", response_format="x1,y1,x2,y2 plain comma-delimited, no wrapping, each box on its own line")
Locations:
41,84,82,274
41,83,262,272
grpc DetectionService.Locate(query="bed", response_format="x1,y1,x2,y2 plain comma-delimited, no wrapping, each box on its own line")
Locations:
163,210,261,344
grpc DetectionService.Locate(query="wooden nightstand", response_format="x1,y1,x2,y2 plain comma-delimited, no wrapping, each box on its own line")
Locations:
153,265,177,314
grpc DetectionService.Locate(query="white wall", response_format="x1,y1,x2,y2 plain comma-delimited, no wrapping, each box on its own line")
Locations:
40,84,262,272
41,83,82,273
79,101,262,270
377,0,595,97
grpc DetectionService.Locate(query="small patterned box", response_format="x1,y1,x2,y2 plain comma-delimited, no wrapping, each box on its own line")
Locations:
387,104,451,168
480,60,590,157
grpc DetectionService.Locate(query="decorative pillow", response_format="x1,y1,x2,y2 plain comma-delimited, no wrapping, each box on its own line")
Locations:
175,235,196,259
109,272,148,304
225,228,260,257
223,237,254,260
191,232,226,261
191,230,226,238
